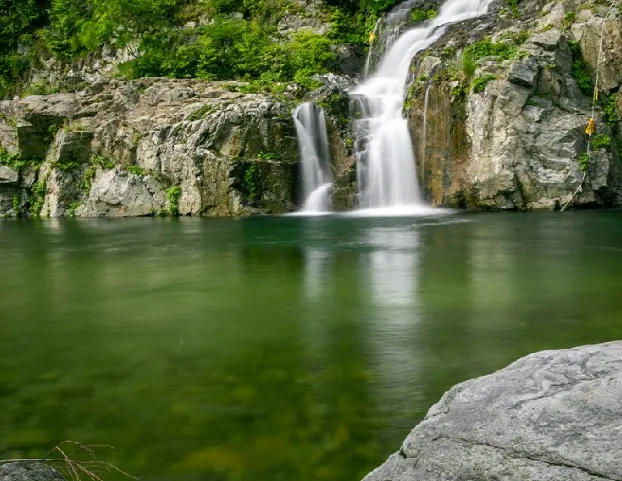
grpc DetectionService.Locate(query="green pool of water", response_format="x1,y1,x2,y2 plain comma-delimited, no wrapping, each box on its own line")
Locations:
1,211,622,481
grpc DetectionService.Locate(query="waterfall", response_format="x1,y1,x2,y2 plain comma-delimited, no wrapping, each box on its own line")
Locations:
352,0,492,213
293,103,333,213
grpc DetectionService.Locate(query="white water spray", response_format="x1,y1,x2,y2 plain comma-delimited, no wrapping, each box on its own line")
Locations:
352,0,491,213
293,103,333,213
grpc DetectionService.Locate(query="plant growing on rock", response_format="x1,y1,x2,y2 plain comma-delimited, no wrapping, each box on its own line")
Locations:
591,134,611,150
166,185,181,216
28,181,46,217
602,94,619,128
244,164,260,203
568,41,594,96
578,152,590,172
11,192,20,216
562,11,576,30
92,154,115,169
471,75,496,93
127,165,147,176
411,9,437,22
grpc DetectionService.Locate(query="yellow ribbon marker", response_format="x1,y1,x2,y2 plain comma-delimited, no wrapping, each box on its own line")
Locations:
585,118,596,136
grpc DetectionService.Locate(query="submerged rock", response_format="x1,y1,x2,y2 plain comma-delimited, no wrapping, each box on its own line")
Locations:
0,462,64,481
362,341,622,481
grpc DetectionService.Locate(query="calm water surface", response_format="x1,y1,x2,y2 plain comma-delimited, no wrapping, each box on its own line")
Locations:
1,211,622,481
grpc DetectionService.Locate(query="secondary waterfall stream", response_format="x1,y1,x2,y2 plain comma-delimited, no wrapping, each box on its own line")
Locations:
293,103,333,213
351,0,492,213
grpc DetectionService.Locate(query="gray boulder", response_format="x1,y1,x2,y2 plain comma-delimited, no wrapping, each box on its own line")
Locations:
363,342,622,481
0,462,64,481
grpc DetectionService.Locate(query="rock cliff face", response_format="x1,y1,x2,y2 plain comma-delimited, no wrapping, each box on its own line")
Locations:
407,0,622,209
1,0,621,216
362,341,622,481
0,79,302,217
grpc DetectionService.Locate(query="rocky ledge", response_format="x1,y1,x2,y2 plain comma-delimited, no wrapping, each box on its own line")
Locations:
0,462,64,481
0,77,353,218
363,341,622,481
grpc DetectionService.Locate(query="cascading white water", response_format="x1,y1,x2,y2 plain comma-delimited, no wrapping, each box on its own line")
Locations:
352,0,492,212
293,103,333,213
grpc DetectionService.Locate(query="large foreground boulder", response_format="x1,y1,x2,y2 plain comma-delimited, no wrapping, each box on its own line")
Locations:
0,462,64,481
363,342,622,481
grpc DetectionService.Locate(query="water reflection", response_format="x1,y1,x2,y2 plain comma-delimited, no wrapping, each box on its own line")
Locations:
367,227,419,309
2,213,622,481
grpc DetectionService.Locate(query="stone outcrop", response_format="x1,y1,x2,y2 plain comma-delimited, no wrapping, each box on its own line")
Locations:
0,79,302,217
2,0,621,215
407,0,622,210
0,462,64,481
362,341,622,481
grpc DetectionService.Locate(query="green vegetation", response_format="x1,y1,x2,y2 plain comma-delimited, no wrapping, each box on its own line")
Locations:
28,180,46,216
189,104,216,121
92,154,115,169
568,40,594,96
506,0,520,17
166,185,181,216
461,53,477,78
411,8,437,22
0,0,406,98
67,200,81,216
603,94,619,128
82,165,96,192
11,192,20,215
244,164,260,202
257,152,279,161
471,75,496,93
562,11,576,30
466,39,517,61
0,147,41,173
591,134,611,150
578,152,590,172
127,165,147,176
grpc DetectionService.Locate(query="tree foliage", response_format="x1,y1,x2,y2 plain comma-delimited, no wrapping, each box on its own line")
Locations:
0,0,403,97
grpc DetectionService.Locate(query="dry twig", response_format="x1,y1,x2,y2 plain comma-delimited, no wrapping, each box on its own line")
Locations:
0,440,138,481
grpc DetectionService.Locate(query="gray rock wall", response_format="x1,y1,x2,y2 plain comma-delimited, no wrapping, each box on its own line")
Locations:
0,79,301,217
407,0,622,210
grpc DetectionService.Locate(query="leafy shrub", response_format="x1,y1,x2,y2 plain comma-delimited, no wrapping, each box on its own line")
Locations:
92,154,115,169
28,180,46,216
244,164,260,202
166,185,181,216
578,152,590,171
562,11,576,30
126,165,147,176
471,75,496,93
603,94,619,128
591,134,611,150
411,9,437,22
568,40,594,95
467,40,516,61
